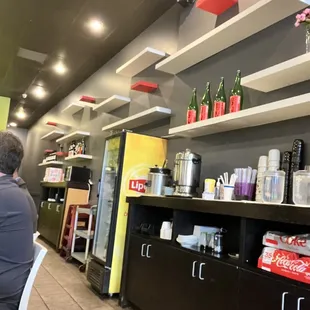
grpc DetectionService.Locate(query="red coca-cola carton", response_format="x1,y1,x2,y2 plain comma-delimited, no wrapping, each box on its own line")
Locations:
263,231,310,257
258,247,310,284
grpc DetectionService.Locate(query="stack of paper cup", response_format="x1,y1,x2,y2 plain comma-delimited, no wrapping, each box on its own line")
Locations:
255,155,268,202
160,221,172,240
268,149,280,170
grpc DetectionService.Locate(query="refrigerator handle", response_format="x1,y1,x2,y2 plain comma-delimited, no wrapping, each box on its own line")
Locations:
97,179,101,198
141,244,146,257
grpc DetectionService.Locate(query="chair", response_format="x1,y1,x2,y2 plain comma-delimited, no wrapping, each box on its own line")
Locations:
18,242,48,310
33,232,40,242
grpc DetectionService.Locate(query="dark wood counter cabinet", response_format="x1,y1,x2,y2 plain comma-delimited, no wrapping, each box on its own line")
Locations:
38,181,89,249
120,196,310,310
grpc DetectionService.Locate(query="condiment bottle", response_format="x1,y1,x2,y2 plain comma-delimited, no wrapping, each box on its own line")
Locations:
199,82,212,121
213,77,226,117
187,88,198,124
229,70,243,113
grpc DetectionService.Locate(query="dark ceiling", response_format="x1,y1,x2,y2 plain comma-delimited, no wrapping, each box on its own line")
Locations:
0,0,176,128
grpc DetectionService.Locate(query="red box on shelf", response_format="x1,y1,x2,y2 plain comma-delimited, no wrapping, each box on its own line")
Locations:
79,95,96,103
131,81,158,93
196,0,237,15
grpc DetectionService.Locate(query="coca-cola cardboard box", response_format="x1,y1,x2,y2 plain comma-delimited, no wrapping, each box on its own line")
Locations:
258,247,310,284
263,231,310,257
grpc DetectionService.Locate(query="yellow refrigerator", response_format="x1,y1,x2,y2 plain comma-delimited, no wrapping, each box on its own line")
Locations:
87,131,167,295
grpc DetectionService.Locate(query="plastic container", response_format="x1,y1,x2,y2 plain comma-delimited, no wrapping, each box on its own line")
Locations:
160,221,172,240
262,170,285,204
202,178,216,200
293,170,310,207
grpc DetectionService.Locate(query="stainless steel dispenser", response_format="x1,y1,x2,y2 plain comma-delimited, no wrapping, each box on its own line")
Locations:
173,149,202,197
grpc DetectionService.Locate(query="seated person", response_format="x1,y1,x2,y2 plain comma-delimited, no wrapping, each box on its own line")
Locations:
13,170,38,233
0,132,33,310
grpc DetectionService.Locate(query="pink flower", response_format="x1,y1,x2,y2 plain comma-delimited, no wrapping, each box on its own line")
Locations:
296,14,302,20
300,13,307,21
304,8,310,15
295,21,300,27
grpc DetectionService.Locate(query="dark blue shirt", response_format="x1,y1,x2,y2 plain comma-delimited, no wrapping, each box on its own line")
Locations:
0,176,33,309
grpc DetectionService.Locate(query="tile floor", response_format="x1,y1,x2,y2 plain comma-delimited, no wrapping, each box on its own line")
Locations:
29,239,122,310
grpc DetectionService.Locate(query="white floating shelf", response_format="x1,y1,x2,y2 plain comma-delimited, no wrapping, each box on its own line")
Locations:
242,53,310,92
116,47,167,77
41,130,65,141
169,93,310,138
102,107,171,132
155,0,306,74
56,131,90,144
65,154,93,161
93,95,131,114
38,161,64,167
62,102,95,115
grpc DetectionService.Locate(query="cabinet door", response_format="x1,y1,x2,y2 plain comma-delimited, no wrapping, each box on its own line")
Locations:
239,270,295,310
125,235,151,310
45,203,55,244
294,287,310,310
52,204,63,247
146,241,199,310
38,202,48,238
196,258,239,310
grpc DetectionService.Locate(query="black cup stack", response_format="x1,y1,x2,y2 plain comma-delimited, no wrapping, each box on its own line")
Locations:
288,139,304,204
281,151,292,204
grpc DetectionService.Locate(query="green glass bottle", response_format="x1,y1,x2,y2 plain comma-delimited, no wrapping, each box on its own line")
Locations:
199,82,212,121
229,70,243,113
213,77,226,117
187,88,198,124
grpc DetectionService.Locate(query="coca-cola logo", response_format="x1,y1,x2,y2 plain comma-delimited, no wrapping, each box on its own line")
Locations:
279,236,307,247
129,179,146,193
273,254,310,273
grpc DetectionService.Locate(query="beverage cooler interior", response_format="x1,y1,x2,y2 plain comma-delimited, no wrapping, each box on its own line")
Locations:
92,135,121,263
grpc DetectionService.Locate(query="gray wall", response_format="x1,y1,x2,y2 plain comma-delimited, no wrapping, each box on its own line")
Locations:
22,3,310,199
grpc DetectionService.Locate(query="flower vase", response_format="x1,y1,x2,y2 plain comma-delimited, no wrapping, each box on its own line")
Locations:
306,24,310,53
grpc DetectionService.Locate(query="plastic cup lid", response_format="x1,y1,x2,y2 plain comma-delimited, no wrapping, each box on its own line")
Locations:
268,149,280,161
258,156,268,167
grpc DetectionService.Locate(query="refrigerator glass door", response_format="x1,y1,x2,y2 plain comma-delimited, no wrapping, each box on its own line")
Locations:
92,136,121,262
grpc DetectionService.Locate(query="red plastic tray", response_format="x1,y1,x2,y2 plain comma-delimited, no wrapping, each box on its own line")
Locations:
196,0,237,15
131,81,158,93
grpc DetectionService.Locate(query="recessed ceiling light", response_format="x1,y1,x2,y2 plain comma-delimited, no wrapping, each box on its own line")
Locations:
87,19,104,35
22,93,27,99
32,86,46,99
16,107,27,120
53,61,67,75
9,122,17,127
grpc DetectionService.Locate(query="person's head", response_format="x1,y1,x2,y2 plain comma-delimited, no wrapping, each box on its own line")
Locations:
0,131,24,175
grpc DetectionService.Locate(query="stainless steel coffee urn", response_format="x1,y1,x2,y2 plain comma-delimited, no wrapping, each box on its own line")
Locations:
145,166,172,196
173,149,202,197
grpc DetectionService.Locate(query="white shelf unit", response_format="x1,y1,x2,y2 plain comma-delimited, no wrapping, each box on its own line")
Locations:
155,0,306,74
62,102,95,115
38,161,64,167
168,93,310,138
116,47,167,77
101,107,171,132
56,131,90,144
65,154,93,161
41,130,65,141
93,95,131,114
242,53,310,92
